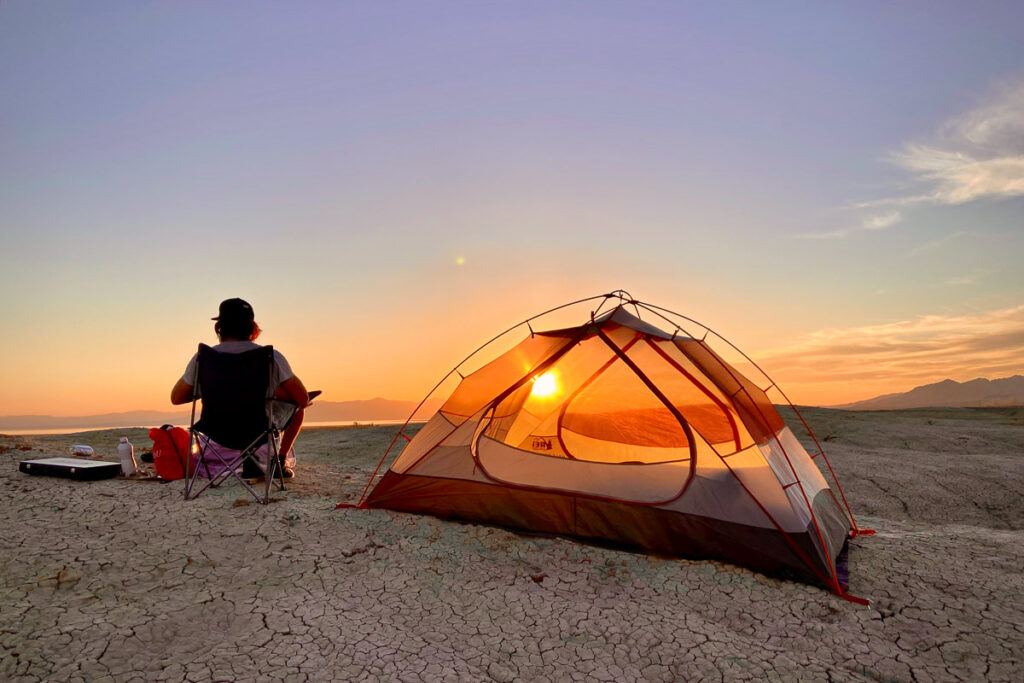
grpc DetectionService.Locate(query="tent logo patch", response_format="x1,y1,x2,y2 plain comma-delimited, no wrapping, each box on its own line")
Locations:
531,437,553,451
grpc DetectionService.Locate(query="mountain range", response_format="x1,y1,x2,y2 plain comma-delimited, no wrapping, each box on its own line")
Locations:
0,397,443,432
6,376,1022,431
834,375,1024,410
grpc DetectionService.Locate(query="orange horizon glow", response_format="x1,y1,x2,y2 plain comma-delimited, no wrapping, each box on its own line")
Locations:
2,296,1023,417
2,4,1022,420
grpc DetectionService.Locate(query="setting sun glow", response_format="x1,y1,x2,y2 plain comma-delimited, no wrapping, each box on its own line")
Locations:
530,372,559,399
0,3,1021,419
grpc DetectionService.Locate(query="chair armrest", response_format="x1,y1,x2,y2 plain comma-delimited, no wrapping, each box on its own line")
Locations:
269,389,320,409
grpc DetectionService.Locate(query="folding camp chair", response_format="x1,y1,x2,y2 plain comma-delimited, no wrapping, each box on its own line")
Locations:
183,344,300,504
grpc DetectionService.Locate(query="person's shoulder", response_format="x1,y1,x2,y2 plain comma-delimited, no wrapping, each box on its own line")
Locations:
269,348,295,378
214,341,262,353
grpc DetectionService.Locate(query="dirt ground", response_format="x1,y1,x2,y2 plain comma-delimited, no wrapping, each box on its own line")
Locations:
2,407,1022,681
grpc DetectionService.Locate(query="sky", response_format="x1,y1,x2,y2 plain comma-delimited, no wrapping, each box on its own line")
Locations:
1,1,1022,415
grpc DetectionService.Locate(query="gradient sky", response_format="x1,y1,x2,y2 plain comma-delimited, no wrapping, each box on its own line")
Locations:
2,1,1023,415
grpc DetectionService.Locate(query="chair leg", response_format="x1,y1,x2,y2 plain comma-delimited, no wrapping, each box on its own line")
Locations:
263,436,287,499
186,437,262,502
236,468,269,504
187,454,245,500
185,438,212,500
185,433,282,505
263,455,276,504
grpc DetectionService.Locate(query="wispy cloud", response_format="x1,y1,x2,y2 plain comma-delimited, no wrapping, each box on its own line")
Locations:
862,211,903,230
757,305,1024,393
907,230,971,257
862,81,1024,208
942,269,997,287
946,275,978,287
797,210,901,239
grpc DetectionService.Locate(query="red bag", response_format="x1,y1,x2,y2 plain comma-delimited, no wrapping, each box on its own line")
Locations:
149,425,193,480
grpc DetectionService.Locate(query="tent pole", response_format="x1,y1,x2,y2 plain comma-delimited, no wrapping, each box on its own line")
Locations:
635,301,868,536
343,293,616,508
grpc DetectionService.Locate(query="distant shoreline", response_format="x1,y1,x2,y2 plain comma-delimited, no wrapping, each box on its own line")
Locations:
4,405,1021,437
0,419,425,437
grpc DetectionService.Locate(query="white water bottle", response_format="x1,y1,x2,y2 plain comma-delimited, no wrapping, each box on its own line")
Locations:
117,437,137,476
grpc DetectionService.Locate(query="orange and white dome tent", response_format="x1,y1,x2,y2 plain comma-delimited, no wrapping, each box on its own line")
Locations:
344,292,873,601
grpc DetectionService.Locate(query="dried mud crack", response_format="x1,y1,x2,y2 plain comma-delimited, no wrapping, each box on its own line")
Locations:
2,410,1022,681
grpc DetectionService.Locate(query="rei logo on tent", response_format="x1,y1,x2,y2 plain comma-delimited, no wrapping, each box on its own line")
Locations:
341,291,874,603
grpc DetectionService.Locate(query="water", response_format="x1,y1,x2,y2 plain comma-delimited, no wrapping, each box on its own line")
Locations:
1,420,422,436
303,419,414,429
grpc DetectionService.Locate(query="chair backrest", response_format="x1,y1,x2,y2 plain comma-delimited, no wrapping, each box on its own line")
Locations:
192,344,275,450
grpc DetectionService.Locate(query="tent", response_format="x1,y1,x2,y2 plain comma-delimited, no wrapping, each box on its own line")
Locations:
351,293,872,600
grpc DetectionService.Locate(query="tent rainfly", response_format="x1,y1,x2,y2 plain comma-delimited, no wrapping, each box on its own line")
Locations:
346,292,873,601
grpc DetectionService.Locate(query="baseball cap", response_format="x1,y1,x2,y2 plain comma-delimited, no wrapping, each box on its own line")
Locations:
212,298,255,322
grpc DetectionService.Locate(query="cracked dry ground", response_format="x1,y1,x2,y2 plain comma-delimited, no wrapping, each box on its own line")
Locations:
2,407,1023,681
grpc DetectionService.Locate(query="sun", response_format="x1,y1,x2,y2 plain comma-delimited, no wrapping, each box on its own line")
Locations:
530,371,559,398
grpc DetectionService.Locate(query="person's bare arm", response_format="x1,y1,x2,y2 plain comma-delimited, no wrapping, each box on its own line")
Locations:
170,379,194,405
275,376,310,408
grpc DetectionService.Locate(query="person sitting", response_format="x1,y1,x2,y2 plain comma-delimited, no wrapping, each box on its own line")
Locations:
170,298,309,478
